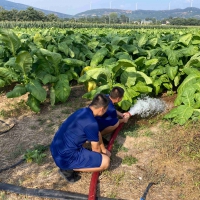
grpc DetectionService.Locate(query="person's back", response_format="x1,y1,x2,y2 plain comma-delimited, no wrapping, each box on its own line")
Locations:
50,107,99,169
50,93,111,183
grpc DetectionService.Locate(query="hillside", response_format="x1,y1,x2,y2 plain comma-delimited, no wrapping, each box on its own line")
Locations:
75,7,200,20
0,0,72,19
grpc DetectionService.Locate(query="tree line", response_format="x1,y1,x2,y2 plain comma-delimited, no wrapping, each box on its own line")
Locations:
1,6,200,26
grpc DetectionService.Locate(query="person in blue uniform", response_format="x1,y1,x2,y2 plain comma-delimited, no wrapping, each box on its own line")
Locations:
50,94,111,183
95,87,130,143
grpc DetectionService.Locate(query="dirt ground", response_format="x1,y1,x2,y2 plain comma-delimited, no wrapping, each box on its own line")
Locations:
0,85,200,200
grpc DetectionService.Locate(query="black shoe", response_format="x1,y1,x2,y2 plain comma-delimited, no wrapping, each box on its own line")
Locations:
59,169,81,183
102,137,109,145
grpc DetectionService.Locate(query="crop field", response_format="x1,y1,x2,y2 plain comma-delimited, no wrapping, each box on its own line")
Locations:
0,27,200,199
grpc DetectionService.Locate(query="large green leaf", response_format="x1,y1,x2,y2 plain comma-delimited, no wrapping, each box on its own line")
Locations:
165,49,179,66
39,49,62,75
166,65,178,80
181,87,196,107
86,67,111,80
120,67,137,87
164,105,194,125
26,80,47,102
26,94,41,113
132,81,152,93
90,47,108,67
0,67,18,82
62,58,86,67
42,74,58,85
58,42,69,56
0,29,21,56
138,34,148,47
6,85,27,98
0,79,5,87
113,59,137,73
175,72,200,106
184,52,200,68
179,33,192,46
15,51,32,76
54,74,71,102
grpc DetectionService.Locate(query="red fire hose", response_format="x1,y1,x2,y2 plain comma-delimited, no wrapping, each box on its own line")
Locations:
88,123,124,200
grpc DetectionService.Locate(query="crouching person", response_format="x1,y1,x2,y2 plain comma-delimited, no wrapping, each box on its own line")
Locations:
50,94,111,183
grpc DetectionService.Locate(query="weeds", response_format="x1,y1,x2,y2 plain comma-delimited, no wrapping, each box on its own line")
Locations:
113,141,128,153
24,144,48,164
122,155,138,166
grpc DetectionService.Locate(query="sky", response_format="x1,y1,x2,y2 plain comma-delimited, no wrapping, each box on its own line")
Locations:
8,0,200,15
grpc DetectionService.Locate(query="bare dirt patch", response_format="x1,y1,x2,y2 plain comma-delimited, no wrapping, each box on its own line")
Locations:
0,87,200,200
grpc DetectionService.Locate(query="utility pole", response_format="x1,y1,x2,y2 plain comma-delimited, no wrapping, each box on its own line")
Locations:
169,2,171,10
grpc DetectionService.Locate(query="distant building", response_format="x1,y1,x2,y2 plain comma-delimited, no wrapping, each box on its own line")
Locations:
141,19,152,25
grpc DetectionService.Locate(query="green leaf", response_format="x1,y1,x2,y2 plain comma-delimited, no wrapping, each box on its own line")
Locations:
62,58,86,67
15,51,32,75
58,42,69,56
184,52,200,68
134,57,146,68
132,81,152,93
147,37,158,47
165,49,178,66
42,74,58,85
179,33,192,46
166,66,178,80
144,59,158,67
26,80,47,102
138,34,148,47
86,67,111,80
26,94,40,113
90,47,108,67
175,73,200,106
113,59,137,73
0,79,5,87
0,29,21,56
6,85,27,98
54,74,71,102
164,105,194,125
0,67,18,82
181,87,196,107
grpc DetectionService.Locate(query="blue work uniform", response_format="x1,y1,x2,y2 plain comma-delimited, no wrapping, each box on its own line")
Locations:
95,95,118,132
50,107,102,170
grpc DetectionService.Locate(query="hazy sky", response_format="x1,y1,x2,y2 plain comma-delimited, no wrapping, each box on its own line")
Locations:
9,0,200,15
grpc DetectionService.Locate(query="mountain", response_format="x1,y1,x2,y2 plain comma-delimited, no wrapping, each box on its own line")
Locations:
1,0,200,21
74,7,200,20
0,0,72,18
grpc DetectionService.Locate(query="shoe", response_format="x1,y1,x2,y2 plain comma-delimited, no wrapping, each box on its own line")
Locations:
102,137,109,146
58,169,81,183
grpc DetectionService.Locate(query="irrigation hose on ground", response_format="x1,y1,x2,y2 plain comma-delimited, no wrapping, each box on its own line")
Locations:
88,123,124,200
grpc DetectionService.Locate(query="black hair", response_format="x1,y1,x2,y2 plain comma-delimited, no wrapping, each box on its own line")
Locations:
110,86,124,99
90,93,109,109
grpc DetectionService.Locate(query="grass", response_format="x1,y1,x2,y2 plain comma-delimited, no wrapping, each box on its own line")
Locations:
113,141,128,153
122,155,138,166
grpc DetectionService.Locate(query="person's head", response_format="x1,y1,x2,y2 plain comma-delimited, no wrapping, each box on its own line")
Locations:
109,87,124,103
90,93,109,116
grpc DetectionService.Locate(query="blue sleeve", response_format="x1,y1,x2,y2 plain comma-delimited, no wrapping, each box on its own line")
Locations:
84,122,99,142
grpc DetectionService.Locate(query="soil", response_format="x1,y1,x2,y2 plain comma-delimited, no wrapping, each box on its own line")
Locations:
0,85,199,200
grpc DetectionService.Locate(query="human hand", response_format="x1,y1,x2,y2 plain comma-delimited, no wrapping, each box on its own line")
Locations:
102,149,111,157
123,112,131,118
